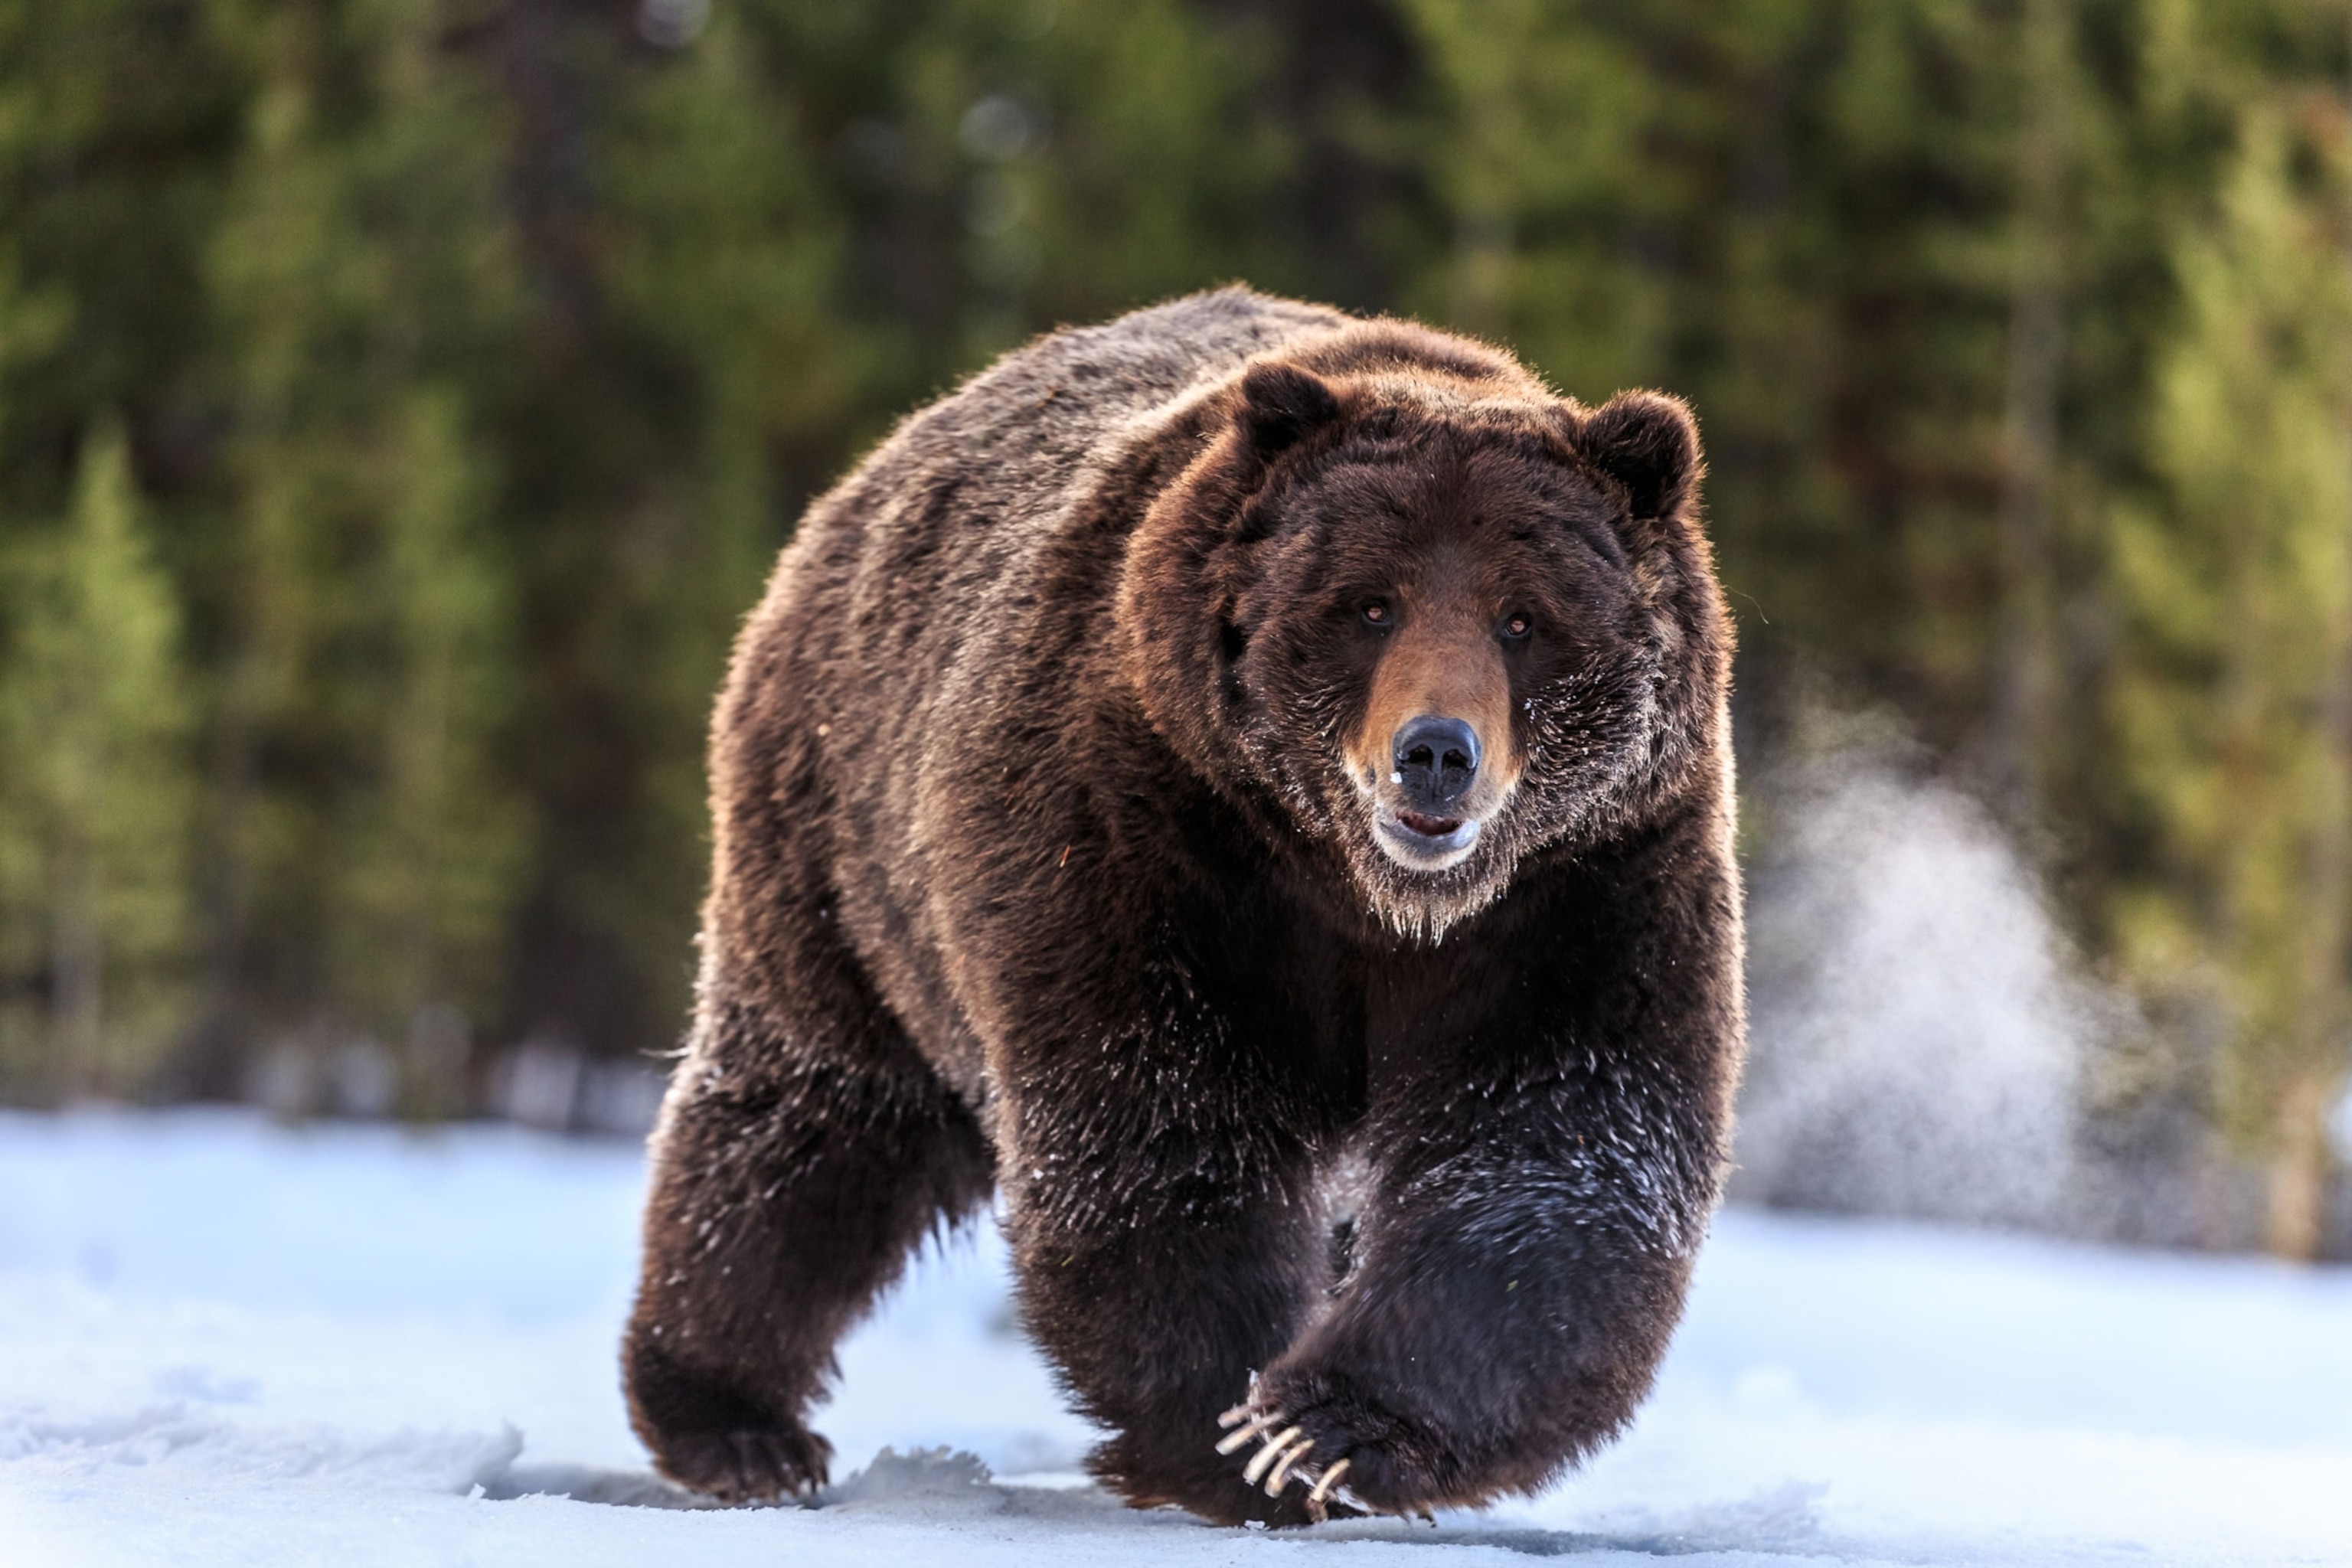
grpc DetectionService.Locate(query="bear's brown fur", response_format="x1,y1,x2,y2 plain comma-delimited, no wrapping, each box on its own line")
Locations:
622,287,1744,1525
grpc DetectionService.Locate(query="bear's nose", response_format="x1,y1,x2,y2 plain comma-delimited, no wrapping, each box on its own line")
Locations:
1391,716,1480,812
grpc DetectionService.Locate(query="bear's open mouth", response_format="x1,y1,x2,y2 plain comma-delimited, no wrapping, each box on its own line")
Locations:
1372,807,1481,870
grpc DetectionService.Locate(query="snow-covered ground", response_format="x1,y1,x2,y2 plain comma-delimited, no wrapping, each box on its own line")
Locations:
2,1109,2347,1566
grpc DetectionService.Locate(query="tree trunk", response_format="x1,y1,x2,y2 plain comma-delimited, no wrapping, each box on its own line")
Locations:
1990,0,2069,825
2265,1074,2332,1260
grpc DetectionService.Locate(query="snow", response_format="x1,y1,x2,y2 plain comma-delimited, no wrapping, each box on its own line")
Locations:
2,1109,2348,1566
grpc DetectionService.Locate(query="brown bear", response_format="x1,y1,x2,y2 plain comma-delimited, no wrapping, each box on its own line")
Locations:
622,286,1744,1527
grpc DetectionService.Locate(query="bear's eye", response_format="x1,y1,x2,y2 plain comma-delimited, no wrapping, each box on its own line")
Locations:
1361,599,1391,627
1501,612,1533,640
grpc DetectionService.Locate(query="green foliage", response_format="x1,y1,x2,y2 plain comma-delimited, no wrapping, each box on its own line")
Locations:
199,0,528,1077
0,0,2347,1246
2108,100,2352,1253
0,424,197,1097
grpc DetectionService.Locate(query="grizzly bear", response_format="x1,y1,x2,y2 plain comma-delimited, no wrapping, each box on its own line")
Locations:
622,287,1744,1527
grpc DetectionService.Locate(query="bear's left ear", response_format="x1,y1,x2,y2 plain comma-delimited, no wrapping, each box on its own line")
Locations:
1237,361,1341,458
1573,391,1701,521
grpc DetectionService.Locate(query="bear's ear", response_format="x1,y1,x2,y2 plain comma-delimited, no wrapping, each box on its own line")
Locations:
1573,391,1700,521
1237,361,1341,458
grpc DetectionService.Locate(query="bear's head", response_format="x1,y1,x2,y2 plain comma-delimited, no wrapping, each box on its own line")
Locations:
1120,325,1731,939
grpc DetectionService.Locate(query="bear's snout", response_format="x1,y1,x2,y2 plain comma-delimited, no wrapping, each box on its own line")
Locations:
1374,711,1492,871
1354,606,1517,873
1390,715,1480,816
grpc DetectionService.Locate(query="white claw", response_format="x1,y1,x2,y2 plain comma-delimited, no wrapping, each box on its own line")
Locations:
1264,1437,1312,1494
1214,1410,1286,1455
1307,1457,1351,1507
1216,1403,1254,1429
1241,1426,1302,1484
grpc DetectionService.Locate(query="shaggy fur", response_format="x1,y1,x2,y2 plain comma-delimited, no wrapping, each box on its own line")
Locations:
622,287,1745,1526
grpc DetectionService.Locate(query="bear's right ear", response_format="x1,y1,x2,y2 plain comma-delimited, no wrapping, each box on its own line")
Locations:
1237,361,1341,459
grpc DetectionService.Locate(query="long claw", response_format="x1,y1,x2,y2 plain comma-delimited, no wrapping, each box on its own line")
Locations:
1264,1437,1312,1494
1214,1410,1286,1455
1307,1457,1351,1506
1217,1403,1254,1429
1240,1426,1302,1484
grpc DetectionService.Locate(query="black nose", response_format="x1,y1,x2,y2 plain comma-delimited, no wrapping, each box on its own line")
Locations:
1392,716,1480,812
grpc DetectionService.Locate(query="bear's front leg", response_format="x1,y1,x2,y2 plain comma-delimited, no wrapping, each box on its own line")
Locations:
1224,1053,1725,1517
991,991,1338,1527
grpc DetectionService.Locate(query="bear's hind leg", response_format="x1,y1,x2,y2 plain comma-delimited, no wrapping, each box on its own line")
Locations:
622,952,991,1503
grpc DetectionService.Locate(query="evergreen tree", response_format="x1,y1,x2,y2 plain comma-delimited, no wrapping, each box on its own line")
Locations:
2108,102,2352,1259
202,0,526,1080
0,0,2347,1255
511,2,864,1060
0,423,197,1098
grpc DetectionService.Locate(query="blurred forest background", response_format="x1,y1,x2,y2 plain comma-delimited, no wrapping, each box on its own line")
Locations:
6,0,2352,1259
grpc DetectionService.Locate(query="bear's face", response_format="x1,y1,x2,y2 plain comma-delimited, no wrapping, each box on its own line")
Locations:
1123,355,1725,939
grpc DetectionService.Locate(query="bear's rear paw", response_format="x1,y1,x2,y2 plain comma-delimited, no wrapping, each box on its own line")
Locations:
653,1423,833,1504
626,1337,832,1502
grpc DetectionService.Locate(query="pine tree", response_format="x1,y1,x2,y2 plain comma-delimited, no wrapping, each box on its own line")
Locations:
0,423,197,1099
2109,102,2352,1259
203,0,526,1085
338,390,524,1071
541,3,864,1054
1395,0,1675,396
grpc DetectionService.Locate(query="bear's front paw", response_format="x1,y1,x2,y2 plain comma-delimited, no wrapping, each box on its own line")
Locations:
1215,1400,1354,1521
1216,1369,1453,1521
651,1422,833,1504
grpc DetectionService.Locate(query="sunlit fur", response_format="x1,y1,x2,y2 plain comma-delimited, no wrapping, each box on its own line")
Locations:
624,288,1745,1527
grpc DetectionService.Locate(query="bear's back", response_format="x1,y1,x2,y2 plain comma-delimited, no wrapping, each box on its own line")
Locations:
832,288,1343,573
772,288,1347,709
734,289,1349,1086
